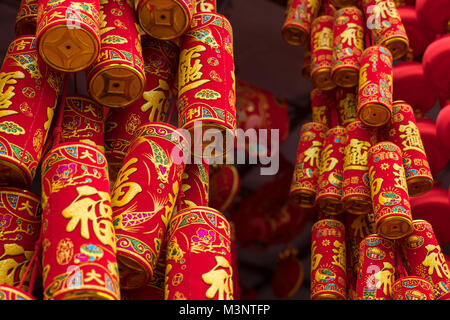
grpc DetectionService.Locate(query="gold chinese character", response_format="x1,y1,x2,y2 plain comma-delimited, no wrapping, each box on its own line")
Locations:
319,144,338,174
340,23,363,49
178,45,210,96
62,185,116,250
422,244,450,279
0,71,25,118
393,162,408,192
141,79,170,122
111,157,143,208
332,240,346,272
344,138,371,170
374,0,400,20
201,255,233,300
398,120,425,154
374,261,394,296
312,105,327,124
311,240,323,271
14,40,30,51
303,140,322,167
369,166,383,196
339,93,357,122
313,27,333,50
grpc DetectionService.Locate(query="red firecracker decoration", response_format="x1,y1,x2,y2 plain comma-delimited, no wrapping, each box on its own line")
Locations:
41,142,120,300
310,15,336,90
15,0,38,37
384,101,433,197
332,6,364,88
290,121,328,208
36,0,101,72
357,45,393,128
368,142,413,239
343,120,377,215
137,0,195,41
111,122,187,289
281,0,321,46
310,219,347,300
164,206,233,300
356,234,395,300
0,35,62,188
400,220,450,300
87,0,146,108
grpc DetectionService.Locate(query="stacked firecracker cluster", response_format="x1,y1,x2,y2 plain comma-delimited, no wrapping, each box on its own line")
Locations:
283,0,450,300
0,0,243,300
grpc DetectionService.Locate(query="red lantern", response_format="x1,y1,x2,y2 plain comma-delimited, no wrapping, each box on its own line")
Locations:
410,186,450,248
310,219,347,300
177,12,236,157
15,0,38,37
0,35,62,188
316,126,347,216
235,79,290,156
87,0,145,108
111,122,187,289
400,220,450,300
290,121,328,208
310,15,336,90
415,0,450,35
436,104,450,156
368,142,413,239
416,118,449,176
343,120,377,215
41,142,120,300
332,7,364,88
397,6,434,59
392,276,435,300
356,234,395,300
271,247,304,299
384,101,433,197
0,188,41,289
422,35,450,99
62,95,105,154
36,0,101,72
393,62,438,119
362,0,409,60
137,0,195,40
164,206,233,300
357,45,393,127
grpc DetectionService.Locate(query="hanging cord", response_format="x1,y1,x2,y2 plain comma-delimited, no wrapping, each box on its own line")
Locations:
17,228,42,294
52,74,70,146
394,241,408,279
167,98,177,125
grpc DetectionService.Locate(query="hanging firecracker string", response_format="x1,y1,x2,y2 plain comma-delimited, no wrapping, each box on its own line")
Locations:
51,74,70,147
17,230,42,295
